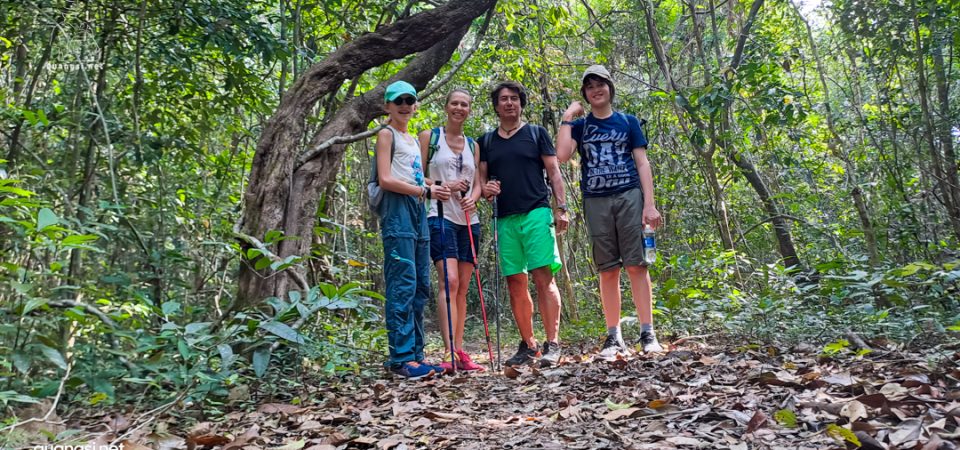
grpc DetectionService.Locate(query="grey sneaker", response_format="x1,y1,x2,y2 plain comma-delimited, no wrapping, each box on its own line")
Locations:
599,335,627,360
640,331,663,353
505,341,541,367
539,341,562,368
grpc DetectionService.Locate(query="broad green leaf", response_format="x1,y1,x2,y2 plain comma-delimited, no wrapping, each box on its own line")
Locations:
218,344,236,371
254,256,271,271
40,345,68,370
22,298,48,315
12,352,30,374
161,301,181,315
253,347,271,377
774,409,797,428
259,321,306,344
826,424,860,446
0,391,40,405
0,185,35,197
604,398,634,411
62,234,100,246
185,322,211,335
37,208,58,231
822,339,850,355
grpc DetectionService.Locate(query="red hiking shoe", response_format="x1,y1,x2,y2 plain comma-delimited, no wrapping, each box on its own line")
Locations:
456,349,485,371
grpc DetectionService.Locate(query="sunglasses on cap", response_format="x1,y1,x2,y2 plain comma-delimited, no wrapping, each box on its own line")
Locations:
392,96,417,106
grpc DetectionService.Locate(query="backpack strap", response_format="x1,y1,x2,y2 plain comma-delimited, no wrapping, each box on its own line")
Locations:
481,130,493,157
428,127,441,161
369,126,398,184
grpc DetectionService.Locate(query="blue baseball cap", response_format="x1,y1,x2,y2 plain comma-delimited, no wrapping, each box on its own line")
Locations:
384,81,418,102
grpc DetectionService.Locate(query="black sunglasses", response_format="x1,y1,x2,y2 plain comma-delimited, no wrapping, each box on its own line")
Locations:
392,96,417,106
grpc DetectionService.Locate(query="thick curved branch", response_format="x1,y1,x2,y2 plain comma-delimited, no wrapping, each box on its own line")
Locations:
419,5,495,101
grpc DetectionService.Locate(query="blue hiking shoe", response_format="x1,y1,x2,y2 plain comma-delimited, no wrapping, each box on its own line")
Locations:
391,361,435,380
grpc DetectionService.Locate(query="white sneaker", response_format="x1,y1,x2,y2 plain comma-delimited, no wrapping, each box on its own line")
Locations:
599,335,627,360
640,331,663,353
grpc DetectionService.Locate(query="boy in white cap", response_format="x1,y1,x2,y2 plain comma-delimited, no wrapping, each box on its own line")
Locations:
555,65,665,358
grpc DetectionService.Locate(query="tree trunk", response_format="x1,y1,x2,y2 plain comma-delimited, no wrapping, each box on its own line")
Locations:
237,0,498,307
913,9,954,240
931,33,960,241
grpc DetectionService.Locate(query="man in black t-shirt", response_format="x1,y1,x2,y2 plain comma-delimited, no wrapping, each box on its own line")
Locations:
478,81,570,368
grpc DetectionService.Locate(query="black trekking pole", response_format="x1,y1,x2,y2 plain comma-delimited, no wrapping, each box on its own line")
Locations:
463,208,495,371
436,181,457,374
490,176,503,371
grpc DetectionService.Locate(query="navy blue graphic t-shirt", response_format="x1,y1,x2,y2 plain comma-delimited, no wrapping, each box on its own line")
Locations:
570,112,648,197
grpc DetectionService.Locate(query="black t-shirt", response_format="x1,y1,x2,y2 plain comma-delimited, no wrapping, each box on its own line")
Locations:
480,124,556,218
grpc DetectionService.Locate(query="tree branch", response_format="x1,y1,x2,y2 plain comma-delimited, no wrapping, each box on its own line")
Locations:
729,0,765,73
46,299,136,372
419,5,495,101
295,4,495,170
296,124,388,168
232,231,309,291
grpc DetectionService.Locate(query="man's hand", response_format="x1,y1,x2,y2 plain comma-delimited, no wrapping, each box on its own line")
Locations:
482,180,501,200
643,206,662,229
554,209,569,234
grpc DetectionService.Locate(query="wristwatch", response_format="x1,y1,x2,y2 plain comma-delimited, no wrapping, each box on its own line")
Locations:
556,203,569,213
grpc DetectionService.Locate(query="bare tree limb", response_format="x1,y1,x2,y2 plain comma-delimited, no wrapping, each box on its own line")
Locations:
296,123,388,168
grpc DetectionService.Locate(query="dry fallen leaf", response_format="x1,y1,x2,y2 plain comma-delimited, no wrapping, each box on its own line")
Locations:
745,410,768,434
887,417,922,446
223,424,260,450
603,407,640,421
271,439,306,450
840,400,868,423
257,403,303,415
117,440,152,450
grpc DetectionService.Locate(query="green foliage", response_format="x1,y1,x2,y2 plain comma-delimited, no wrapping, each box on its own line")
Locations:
2,0,959,421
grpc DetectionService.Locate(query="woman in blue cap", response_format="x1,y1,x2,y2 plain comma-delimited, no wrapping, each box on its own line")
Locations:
376,80,451,380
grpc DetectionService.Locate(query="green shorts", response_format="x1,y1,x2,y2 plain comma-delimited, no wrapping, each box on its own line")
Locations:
497,207,562,277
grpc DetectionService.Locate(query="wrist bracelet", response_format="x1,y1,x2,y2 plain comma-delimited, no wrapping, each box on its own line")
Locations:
425,186,432,200
560,120,575,126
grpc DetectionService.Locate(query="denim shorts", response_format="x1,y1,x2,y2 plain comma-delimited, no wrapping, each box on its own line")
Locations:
428,216,481,263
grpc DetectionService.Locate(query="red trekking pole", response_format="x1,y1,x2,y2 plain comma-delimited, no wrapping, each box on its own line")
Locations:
463,208,495,371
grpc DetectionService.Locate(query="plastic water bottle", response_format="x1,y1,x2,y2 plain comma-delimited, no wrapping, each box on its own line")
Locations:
642,225,656,265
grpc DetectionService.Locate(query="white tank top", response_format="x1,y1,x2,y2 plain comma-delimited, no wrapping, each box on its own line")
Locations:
427,127,479,226
387,125,424,188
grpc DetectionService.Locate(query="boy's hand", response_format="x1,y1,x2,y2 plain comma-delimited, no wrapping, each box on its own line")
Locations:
563,101,585,121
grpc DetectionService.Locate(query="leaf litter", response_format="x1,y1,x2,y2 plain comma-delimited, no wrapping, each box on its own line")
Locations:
31,338,960,449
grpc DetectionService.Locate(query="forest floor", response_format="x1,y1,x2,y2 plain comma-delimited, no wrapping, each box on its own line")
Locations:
10,336,960,450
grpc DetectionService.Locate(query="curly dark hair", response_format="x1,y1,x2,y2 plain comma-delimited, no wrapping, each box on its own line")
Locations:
490,81,528,112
